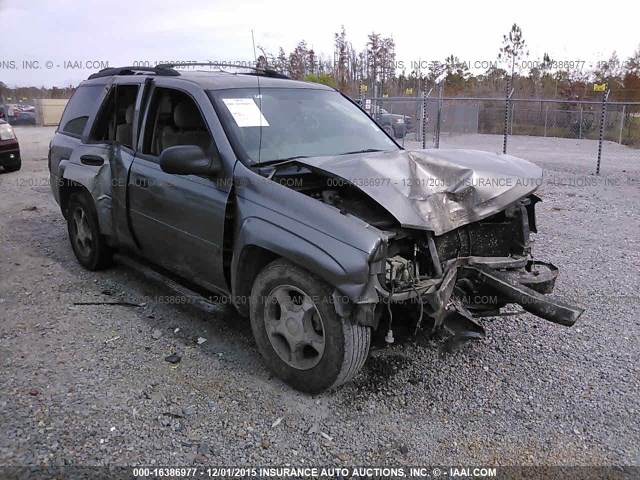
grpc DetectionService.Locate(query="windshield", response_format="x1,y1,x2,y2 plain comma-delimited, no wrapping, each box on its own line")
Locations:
209,87,399,164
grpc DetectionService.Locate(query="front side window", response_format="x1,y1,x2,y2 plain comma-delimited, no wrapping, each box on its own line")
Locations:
142,87,214,158
209,88,399,165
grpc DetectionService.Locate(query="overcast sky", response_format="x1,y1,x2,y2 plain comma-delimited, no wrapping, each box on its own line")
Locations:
1,0,637,88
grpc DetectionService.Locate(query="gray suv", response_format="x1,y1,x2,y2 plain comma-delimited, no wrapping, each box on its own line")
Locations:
49,65,583,393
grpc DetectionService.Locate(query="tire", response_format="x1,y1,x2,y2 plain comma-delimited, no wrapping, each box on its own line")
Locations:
383,125,394,137
67,191,113,270
249,259,370,393
394,125,406,139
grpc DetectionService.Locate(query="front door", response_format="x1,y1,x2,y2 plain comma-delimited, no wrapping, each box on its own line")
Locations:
127,85,230,293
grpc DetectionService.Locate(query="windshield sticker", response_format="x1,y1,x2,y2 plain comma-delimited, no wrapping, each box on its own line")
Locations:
222,98,270,127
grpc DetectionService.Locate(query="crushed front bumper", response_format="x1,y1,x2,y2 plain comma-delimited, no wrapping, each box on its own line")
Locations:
464,261,583,326
374,257,584,328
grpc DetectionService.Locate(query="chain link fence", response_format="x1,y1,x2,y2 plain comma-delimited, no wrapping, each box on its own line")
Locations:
358,94,640,173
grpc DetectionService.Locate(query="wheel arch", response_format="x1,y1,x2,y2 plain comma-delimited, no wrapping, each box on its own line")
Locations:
60,160,113,237
59,179,88,219
231,218,374,317
232,244,280,317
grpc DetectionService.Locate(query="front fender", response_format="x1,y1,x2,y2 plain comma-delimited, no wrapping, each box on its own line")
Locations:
232,216,378,304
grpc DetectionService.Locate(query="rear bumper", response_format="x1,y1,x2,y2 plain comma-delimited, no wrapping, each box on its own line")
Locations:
50,173,61,205
393,123,407,136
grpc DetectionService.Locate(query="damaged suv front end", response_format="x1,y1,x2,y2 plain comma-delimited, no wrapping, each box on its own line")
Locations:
256,158,579,354
281,148,584,347
371,194,582,346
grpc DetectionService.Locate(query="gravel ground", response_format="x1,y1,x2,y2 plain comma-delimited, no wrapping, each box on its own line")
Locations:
0,128,638,467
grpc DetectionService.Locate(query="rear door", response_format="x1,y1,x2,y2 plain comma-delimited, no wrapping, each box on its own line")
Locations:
84,80,144,249
127,81,232,293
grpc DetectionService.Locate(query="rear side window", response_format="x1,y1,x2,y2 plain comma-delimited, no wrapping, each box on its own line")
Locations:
58,85,104,137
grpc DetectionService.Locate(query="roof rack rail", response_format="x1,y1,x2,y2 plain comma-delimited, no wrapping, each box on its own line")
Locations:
87,66,180,80
156,62,290,79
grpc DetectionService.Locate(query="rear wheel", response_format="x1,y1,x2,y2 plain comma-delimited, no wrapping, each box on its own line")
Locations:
67,191,113,270
249,259,370,393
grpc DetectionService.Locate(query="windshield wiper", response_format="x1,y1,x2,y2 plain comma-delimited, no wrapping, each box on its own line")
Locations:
255,156,311,180
257,155,309,167
269,155,309,167
338,149,384,156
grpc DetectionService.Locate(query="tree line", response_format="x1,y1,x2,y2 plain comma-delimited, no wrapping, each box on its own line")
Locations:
1,24,638,104
256,24,640,103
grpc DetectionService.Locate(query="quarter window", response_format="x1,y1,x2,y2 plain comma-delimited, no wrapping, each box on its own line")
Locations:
58,85,104,137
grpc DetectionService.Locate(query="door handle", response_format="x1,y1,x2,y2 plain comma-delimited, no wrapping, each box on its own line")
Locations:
80,154,104,166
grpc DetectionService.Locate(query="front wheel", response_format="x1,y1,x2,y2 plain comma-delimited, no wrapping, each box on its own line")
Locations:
250,259,370,393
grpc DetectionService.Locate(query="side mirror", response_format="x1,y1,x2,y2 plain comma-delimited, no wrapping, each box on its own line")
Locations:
159,145,222,176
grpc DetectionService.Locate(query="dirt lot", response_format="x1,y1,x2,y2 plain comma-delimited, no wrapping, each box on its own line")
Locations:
1,127,639,467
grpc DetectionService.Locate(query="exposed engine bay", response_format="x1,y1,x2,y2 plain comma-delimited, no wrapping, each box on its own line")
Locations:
276,168,399,230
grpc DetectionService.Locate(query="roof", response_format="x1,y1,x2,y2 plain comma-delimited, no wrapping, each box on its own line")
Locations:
83,66,334,91
175,71,333,91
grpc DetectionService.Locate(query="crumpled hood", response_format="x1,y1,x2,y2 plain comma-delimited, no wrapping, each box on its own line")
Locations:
296,149,543,236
